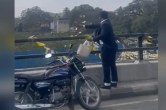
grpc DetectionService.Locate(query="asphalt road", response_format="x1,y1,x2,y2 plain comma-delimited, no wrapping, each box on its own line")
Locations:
15,94,158,110
56,94,158,110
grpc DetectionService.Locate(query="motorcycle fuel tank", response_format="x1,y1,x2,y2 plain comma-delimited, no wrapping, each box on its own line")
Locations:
47,68,69,79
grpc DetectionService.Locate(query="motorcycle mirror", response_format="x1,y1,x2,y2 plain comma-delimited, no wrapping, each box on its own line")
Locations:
45,53,52,58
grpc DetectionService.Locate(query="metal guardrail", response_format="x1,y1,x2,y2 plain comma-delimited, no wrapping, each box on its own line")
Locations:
15,33,158,43
15,33,158,61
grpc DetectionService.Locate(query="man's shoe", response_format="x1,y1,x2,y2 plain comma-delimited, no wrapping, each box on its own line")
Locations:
101,83,111,89
100,84,111,89
111,82,117,88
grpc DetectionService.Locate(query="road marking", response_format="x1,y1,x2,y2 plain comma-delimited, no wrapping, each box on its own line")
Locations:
100,98,158,108
78,98,158,110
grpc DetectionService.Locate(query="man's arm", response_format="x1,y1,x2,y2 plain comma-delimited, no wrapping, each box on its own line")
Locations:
83,24,100,29
93,23,108,42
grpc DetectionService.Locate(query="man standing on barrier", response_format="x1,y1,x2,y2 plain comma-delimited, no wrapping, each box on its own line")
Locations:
84,11,118,89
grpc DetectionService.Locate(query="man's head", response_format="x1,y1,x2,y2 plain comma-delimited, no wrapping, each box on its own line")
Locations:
100,11,108,20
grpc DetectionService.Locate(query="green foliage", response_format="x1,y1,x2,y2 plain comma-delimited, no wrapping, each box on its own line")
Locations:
111,0,158,34
15,0,158,51
20,6,53,32
69,4,102,26
15,32,84,51
15,0,158,34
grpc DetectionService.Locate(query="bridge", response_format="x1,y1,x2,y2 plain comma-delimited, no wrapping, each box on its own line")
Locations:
15,33,158,110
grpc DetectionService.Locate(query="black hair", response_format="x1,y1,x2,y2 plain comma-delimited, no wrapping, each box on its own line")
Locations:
100,11,108,19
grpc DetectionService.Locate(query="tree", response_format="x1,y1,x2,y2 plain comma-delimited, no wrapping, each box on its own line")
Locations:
111,0,158,34
15,17,22,32
70,4,102,26
68,4,103,35
63,7,71,18
20,6,53,32
15,0,158,34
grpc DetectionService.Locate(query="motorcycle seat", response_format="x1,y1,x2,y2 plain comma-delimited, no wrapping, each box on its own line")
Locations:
15,64,68,80
15,70,46,80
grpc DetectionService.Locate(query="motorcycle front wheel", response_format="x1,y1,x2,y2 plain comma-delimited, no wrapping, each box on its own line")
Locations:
76,77,101,110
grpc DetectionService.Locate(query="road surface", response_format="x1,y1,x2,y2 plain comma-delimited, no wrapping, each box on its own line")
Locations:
56,94,158,110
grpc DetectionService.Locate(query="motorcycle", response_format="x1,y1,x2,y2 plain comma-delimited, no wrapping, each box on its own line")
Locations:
15,38,101,110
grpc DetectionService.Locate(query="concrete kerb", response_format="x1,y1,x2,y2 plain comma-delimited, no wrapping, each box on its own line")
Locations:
80,61,158,100
100,79,158,101
71,79,158,105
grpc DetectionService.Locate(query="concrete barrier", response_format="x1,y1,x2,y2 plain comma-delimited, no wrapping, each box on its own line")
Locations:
15,61,158,84
84,61,158,85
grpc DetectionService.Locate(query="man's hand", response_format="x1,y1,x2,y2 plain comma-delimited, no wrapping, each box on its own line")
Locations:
86,37,93,41
83,34,93,41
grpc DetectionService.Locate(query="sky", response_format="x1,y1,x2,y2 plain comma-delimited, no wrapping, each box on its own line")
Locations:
15,0,133,18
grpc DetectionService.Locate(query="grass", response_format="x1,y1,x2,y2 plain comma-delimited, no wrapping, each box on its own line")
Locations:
15,32,85,51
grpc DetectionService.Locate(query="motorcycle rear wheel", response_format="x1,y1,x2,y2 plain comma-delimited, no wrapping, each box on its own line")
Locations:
15,89,49,110
15,89,33,105
76,77,101,110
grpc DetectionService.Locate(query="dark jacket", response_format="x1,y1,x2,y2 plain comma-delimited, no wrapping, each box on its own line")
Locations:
93,19,117,49
84,24,100,29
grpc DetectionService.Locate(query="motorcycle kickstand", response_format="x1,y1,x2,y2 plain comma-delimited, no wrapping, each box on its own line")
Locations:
68,95,75,110
68,77,75,110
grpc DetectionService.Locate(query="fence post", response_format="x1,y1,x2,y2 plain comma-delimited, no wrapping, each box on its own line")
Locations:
138,35,144,61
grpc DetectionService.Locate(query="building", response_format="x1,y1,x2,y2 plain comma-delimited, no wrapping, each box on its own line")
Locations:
50,15,70,33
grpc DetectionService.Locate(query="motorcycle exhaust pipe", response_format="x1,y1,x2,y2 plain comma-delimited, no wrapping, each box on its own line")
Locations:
15,104,54,109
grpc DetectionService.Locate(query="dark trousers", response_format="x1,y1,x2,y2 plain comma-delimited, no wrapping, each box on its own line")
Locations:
101,46,118,83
